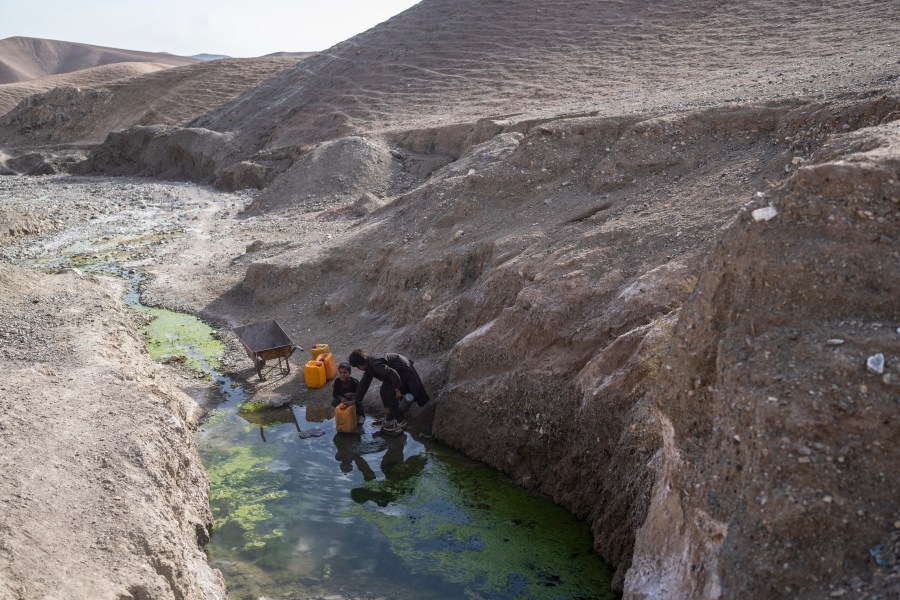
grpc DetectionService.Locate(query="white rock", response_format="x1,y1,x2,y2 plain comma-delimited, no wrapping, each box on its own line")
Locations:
866,353,885,375
752,206,778,222
825,339,845,346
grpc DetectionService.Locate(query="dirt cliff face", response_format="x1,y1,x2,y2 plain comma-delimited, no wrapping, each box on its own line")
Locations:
2,1,898,597
627,120,900,599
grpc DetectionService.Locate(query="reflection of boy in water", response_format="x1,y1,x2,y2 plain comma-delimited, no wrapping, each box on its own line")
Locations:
350,433,428,506
332,433,376,481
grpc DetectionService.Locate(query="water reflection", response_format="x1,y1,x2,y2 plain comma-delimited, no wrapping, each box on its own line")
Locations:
201,399,615,599
332,431,377,481
349,433,428,507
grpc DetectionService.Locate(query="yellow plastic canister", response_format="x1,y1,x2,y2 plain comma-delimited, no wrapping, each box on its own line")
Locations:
319,352,337,380
311,343,332,359
335,402,357,433
304,360,327,389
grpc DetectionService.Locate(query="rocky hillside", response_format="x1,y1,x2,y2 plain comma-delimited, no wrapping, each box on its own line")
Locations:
76,0,900,188
0,264,224,599
1,0,898,598
0,36,197,84
0,57,306,149
0,61,171,117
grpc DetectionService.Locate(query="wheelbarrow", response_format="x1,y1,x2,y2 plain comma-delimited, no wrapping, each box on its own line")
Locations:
232,319,299,381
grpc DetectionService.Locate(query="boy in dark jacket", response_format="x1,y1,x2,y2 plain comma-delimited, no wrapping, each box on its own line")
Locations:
332,362,364,423
348,349,430,433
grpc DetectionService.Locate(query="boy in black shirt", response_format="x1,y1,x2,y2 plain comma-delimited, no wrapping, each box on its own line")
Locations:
348,349,430,433
332,362,365,423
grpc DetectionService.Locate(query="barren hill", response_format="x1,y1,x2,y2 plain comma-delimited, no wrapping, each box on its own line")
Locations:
76,0,900,190
0,57,306,148
189,0,900,157
0,61,171,117
0,36,197,84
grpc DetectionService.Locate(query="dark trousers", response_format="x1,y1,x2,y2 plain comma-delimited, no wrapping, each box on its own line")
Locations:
379,381,404,420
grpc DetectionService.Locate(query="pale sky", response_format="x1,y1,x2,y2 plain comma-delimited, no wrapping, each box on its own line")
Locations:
0,0,422,57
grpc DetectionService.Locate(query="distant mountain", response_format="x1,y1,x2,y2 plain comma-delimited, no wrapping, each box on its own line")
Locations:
0,36,198,84
191,53,231,61
263,51,317,59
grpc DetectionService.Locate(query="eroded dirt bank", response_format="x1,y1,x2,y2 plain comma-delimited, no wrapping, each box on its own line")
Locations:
0,263,224,599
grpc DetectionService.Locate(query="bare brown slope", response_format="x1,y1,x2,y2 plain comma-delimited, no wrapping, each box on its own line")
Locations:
0,57,304,146
0,36,197,84
0,61,171,117
190,0,900,159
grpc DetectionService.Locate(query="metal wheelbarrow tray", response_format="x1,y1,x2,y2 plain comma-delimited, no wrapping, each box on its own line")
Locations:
232,319,298,381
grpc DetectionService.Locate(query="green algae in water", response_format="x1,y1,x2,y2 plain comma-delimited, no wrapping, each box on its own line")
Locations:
141,308,224,372
351,445,615,600
205,445,288,554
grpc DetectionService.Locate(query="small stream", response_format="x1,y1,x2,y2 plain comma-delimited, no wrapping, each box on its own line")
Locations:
16,209,616,600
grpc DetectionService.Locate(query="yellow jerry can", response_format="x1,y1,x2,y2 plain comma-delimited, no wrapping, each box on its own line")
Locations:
304,360,327,389
311,343,332,359
320,352,338,380
335,402,357,433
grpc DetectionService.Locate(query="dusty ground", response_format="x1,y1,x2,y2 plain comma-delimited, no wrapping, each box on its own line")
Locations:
1,0,899,598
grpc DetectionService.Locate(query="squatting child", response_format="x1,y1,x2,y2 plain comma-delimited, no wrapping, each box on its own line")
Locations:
332,361,365,423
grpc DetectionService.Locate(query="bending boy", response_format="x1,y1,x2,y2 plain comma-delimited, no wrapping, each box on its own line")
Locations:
348,349,430,433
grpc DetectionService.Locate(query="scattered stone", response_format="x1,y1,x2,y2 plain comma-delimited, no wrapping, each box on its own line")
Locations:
866,353,885,375
264,396,291,409
752,206,778,222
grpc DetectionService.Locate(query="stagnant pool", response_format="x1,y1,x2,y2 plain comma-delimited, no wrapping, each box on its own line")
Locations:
134,276,616,599
143,305,617,599
197,399,616,599
24,237,616,599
